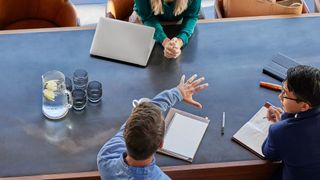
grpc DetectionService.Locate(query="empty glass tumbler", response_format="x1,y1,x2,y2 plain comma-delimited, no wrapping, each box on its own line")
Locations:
73,69,88,91
87,81,102,103
72,89,87,110
65,76,73,92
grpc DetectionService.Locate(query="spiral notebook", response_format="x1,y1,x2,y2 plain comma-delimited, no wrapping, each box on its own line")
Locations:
232,102,275,158
158,108,210,162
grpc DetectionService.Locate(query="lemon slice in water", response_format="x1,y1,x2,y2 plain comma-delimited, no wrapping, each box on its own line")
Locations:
43,89,55,101
45,80,59,91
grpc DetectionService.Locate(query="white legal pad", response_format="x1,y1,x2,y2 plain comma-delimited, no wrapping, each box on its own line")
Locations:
158,108,210,162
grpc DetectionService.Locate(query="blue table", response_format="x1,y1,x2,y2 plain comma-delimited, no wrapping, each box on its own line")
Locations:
1,14,320,178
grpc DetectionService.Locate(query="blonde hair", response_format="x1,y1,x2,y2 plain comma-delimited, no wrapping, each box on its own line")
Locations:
151,0,189,16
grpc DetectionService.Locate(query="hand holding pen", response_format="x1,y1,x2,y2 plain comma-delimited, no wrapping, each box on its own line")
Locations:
266,106,283,122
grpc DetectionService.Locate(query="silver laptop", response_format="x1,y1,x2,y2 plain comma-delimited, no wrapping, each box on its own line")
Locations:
90,17,155,66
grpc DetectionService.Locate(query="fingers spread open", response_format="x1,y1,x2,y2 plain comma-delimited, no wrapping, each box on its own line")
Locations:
180,75,186,84
187,99,202,109
187,74,198,84
194,83,209,92
191,77,205,87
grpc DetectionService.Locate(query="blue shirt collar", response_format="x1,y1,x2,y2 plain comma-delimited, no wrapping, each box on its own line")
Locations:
120,152,157,178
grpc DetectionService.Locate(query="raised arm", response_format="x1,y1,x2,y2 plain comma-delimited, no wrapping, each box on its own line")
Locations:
151,74,209,111
97,74,208,177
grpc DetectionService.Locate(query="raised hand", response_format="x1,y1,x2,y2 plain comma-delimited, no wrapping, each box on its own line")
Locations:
177,74,209,108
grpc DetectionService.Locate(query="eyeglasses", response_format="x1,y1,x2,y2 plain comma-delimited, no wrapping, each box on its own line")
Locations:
280,84,301,102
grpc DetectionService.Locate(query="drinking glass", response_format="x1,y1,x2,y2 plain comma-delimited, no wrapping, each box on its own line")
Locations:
72,89,87,110
65,76,73,92
73,69,88,91
87,81,102,103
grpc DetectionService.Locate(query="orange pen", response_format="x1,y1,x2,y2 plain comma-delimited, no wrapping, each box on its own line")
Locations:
259,81,282,91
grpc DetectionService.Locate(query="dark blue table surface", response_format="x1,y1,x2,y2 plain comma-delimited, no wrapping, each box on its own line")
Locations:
0,15,320,177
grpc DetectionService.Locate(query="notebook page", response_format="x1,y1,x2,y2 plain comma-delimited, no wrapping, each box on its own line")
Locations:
162,113,208,159
233,106,273,157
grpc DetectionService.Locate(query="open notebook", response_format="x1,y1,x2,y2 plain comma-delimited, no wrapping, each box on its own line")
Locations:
232,102,274,158
158,108,210,162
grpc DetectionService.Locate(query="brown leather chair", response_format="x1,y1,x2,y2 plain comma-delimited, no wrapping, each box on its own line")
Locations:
106,0,205,21
316,0,320,12
0,0,78,30
106,0,134,20
215,0,309,18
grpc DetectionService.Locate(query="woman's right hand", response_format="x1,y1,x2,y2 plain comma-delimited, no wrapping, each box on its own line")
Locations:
267,106,283,122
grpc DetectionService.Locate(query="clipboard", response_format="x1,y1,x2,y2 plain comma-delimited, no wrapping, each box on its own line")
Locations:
157,108,210,162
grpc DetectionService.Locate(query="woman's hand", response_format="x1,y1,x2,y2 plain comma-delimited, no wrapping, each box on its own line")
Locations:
163,38,183,59
177,74,209,108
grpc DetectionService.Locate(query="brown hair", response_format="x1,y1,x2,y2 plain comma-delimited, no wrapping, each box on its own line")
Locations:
151,0,189,16
124,102,165,160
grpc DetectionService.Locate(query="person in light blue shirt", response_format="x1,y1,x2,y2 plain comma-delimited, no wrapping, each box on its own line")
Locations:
97,74,208,180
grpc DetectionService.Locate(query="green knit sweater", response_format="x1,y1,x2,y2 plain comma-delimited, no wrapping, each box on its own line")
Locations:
134,0,200,46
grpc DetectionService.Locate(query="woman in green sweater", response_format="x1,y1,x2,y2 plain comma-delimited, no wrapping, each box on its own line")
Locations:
131,0,201,59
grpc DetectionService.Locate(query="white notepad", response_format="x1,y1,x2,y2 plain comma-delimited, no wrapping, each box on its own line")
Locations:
158,108,210,162
233,102,274,158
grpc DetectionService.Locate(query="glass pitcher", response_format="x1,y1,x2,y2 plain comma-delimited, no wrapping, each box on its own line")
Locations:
42,70,73,120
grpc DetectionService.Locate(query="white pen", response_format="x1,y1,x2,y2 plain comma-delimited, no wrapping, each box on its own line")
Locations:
221,112,225,135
